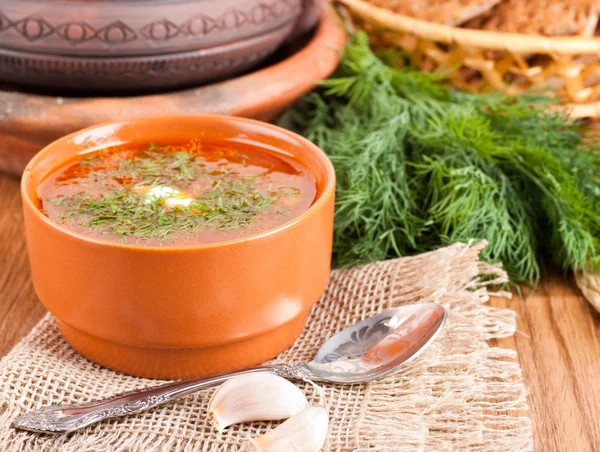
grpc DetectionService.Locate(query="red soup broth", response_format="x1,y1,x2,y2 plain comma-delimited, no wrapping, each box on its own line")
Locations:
36,140,317,246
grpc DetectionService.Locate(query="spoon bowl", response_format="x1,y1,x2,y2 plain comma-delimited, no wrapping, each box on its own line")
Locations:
307,303,446,383
12,303,446,434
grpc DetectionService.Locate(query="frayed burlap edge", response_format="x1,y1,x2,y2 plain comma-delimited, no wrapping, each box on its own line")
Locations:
0,241,533,451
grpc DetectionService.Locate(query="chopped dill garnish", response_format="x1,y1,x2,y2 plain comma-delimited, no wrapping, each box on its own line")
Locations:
80,156,98,166
49,144,295,242
284,32,600,283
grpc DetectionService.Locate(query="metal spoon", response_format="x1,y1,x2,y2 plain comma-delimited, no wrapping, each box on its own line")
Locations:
12,303,446,434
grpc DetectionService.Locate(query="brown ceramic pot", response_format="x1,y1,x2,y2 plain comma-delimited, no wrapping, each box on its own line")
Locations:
0,0,304,56
0,6,346,176
21,115,335,379
0,0,322,91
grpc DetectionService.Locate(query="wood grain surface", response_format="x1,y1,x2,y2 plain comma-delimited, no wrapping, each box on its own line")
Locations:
1,171,599,450
0,175,46,356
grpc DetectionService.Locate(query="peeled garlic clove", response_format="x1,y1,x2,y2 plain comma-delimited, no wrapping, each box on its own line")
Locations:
247,381,328,452
248,406,328,452
208,372,308,431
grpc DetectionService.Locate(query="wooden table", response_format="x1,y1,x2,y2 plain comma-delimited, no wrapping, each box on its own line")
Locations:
1,171,599,451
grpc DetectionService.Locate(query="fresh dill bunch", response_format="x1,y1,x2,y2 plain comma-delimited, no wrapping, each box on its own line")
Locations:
285,32,600,283
294,71,424,264
411,155,540,282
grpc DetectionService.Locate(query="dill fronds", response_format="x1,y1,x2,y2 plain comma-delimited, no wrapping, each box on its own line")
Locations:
286,32,600,283
48,146,296,243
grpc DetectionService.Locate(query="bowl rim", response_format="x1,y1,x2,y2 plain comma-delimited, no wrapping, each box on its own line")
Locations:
21,114,336,253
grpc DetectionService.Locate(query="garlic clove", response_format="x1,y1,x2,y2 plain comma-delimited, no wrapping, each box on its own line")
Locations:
247,406,328,452
247,381,328,452
208,372,308,431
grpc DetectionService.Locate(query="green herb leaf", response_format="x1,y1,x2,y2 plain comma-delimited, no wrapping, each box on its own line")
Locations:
285,32,600,283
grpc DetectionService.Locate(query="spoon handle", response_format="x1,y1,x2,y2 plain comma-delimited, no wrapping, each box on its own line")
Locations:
12,364,312,434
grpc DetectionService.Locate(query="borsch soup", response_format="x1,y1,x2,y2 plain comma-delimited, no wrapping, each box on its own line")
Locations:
37,139,317,246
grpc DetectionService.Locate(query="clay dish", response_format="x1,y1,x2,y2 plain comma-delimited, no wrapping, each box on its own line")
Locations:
0,7,346,175
21,115,336,379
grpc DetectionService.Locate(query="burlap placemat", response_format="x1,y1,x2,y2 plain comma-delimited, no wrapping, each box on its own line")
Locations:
0,241,533,451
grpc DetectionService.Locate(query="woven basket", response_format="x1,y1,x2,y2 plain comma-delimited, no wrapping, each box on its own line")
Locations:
336,0,600,118
575,272,600,313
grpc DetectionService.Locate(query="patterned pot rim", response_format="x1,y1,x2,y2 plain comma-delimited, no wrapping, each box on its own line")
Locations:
0,20,293,91
0,0,302,56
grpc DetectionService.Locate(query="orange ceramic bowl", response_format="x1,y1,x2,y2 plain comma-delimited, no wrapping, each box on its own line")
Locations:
21,115,335,379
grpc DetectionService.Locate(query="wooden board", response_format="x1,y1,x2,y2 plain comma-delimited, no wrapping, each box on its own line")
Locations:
489,287,600,451
0,175,46,356
1,171,599,450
